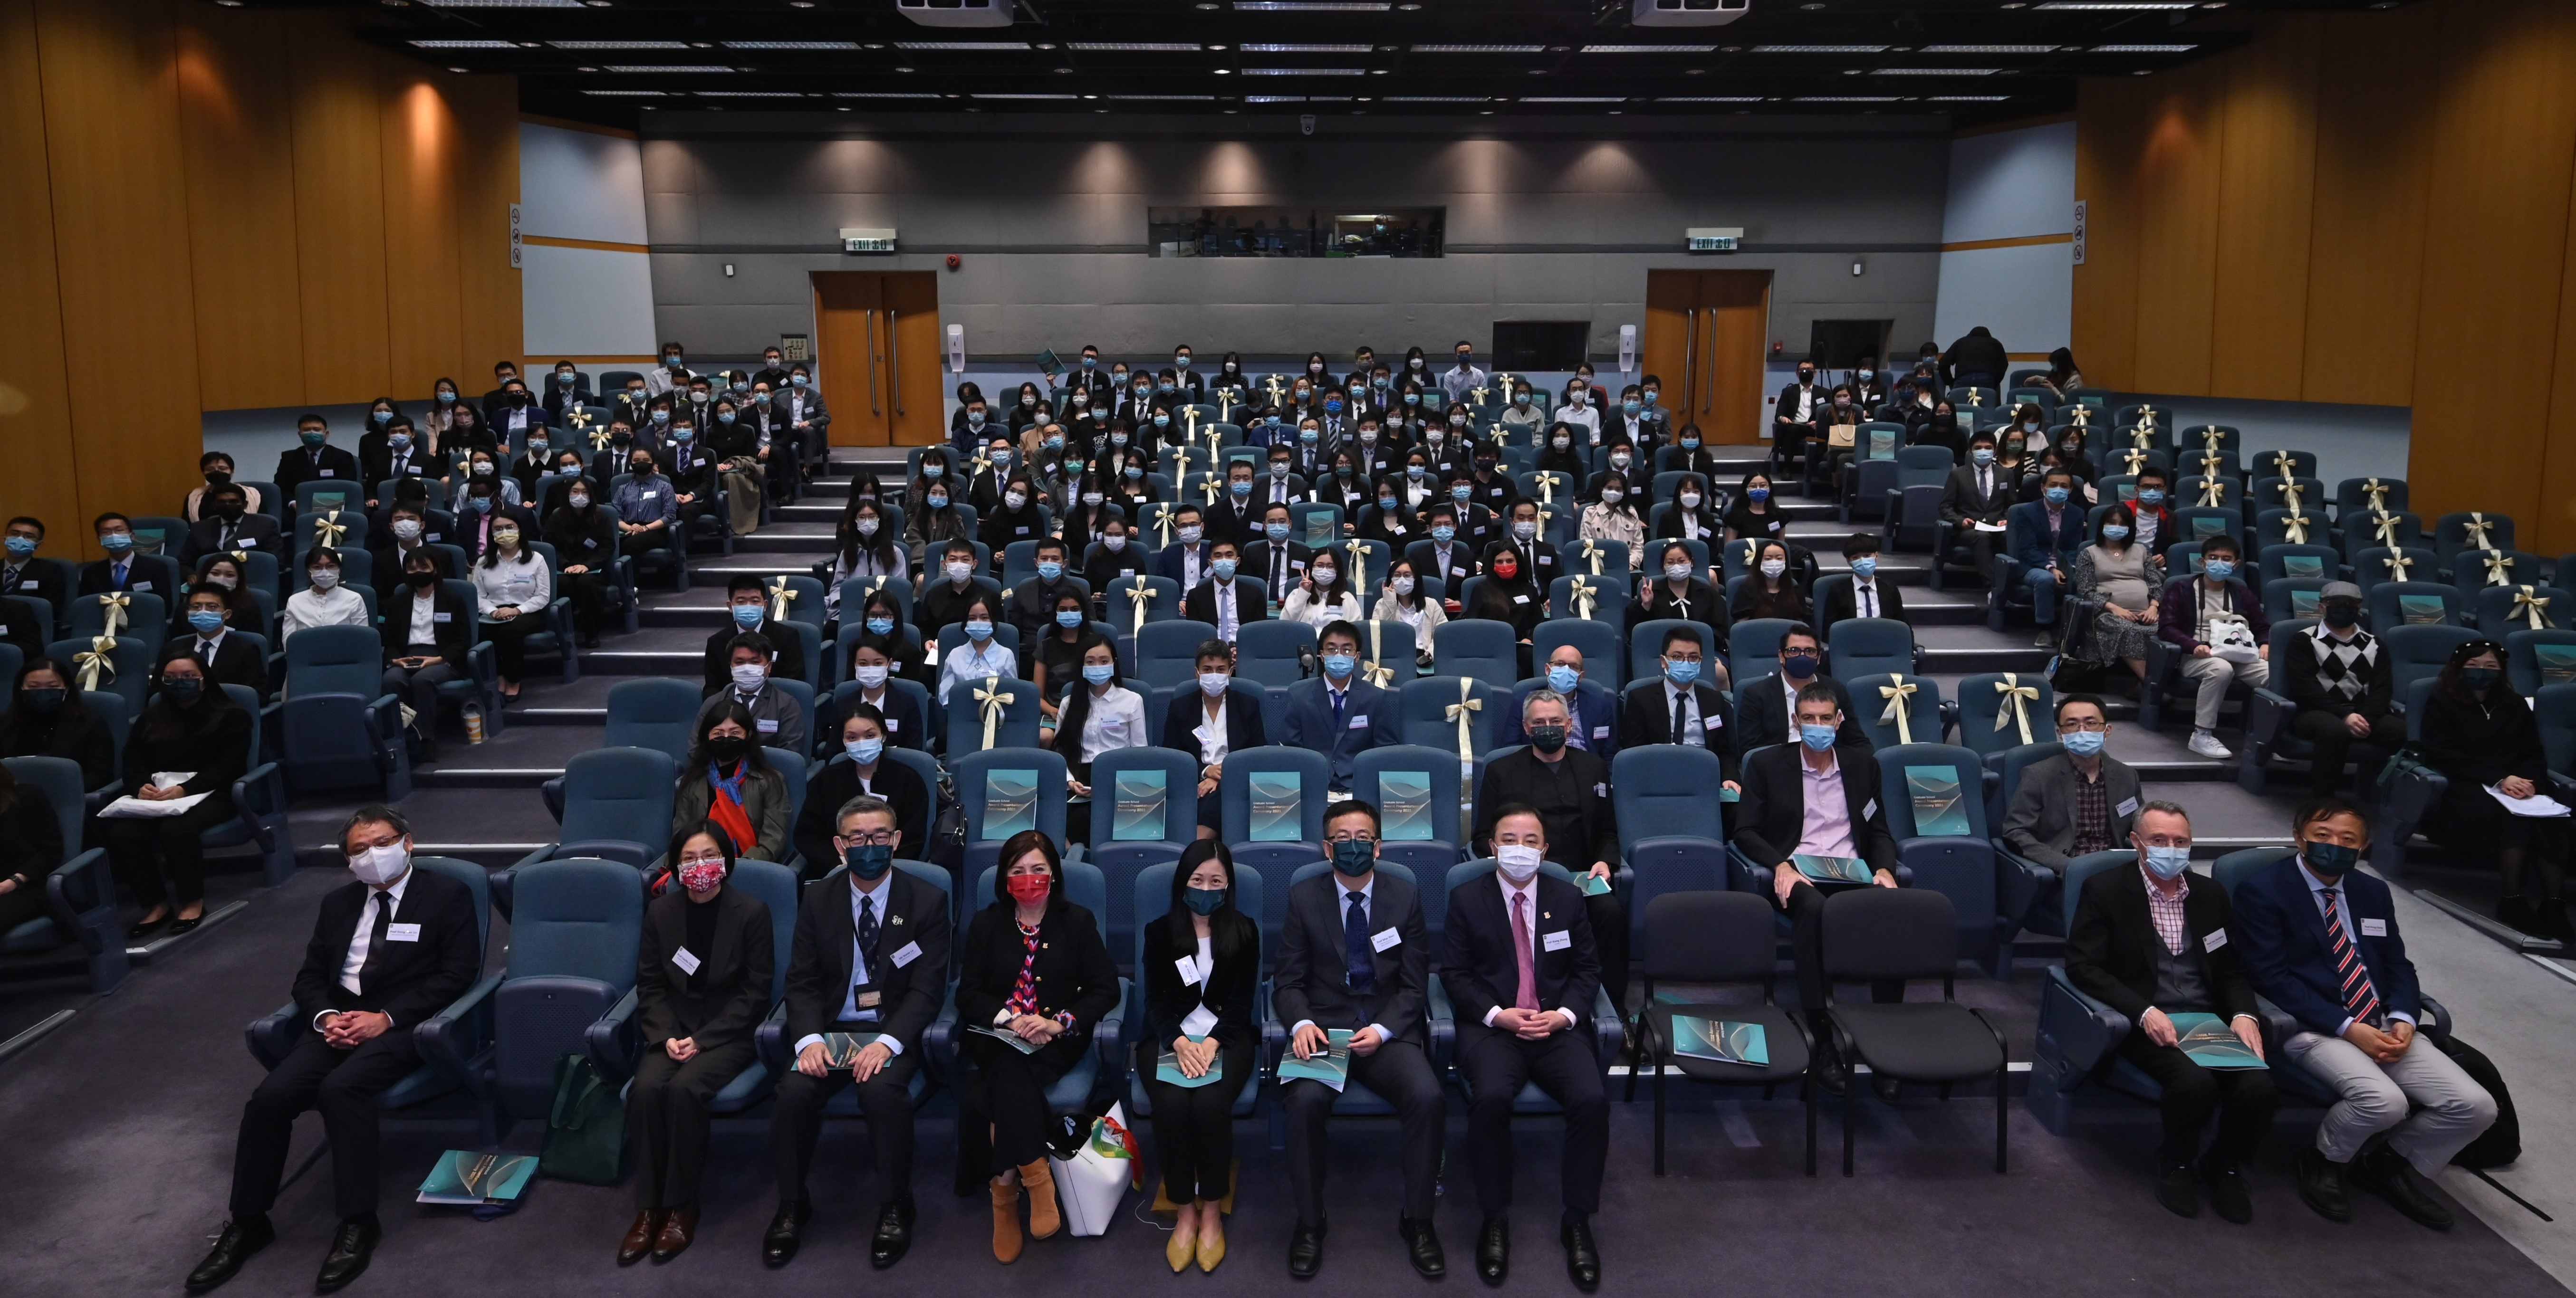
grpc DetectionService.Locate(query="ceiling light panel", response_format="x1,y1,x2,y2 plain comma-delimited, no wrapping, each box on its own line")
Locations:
1916,45,2059,54
2091,44,2199,51
1243,43,1372,52
1874,67,2000,75
1234,1,1391,10
1581,44,1717,54
1755,45,1890,53
601,65,737,73
550,40,687,48
1244,67,1365,75
1067,42,1205,51
837,91,940,98
893,41,1031,50
722,41,859,50
411,39,518,48
1412,45,1546,54
418,0,584,7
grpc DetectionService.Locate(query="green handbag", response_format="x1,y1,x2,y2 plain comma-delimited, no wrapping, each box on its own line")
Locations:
537,1052,629,1186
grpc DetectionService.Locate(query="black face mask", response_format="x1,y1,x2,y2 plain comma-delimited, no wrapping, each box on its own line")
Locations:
204,470,232,488
706,735,752,763
2323,602,2361,630
1528,724,1567,754
404,570,439,589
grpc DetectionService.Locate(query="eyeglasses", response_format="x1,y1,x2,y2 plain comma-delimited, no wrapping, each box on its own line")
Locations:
1325,832,1378,846
837,830,897,847
2056,719,2108,734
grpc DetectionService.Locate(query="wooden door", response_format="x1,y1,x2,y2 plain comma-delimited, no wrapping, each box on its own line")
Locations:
812,270,946,447
1641,269,1771,444
880,271,945,448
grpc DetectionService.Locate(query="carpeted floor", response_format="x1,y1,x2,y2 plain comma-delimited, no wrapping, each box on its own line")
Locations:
3,865,2564,1298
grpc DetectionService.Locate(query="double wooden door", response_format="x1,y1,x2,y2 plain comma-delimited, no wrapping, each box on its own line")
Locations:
812,270,945,446
1643,269,1772,444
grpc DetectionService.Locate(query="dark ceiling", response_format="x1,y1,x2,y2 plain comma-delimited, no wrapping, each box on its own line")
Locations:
254,0,2406,129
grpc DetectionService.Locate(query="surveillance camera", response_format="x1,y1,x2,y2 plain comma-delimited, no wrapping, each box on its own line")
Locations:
1300,114,1317,136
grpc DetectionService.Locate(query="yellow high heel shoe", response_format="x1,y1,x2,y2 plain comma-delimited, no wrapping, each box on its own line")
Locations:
1165,1218,1196,1273
1194,1208,1227,1274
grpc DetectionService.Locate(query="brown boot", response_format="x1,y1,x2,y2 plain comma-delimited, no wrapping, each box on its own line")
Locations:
617,1210,664,1266
1019,1159,1062,1240
990,1177,1024,1263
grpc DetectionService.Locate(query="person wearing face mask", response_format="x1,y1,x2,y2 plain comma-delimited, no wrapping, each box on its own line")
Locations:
1574,471,1645,568
1001,537,1077,647
2,515,67,615
1281,545,1366,630
1370,559,1446,667
656,414,725,546
367,503,449,599
103,647,251,939
1071,516,1141,606
965,437,1017,516
185,452,266,525
1916,398,1968,466
1734,625,1864,751
1243,503,1313,608
1618,629,1738,781
2236,798,2497,1231
271,413,360,496
378,552,470,761
1182,540,1266,645
180,482,283,568
1464,536,1545,676
1149,503,1216,592
1999,695,2143,926
2064,801,2276,1222
699,395,764,537
2070,502,2164,694
643,341,695,398
359,417,434,506
489,379,550,452
1731,540,1810,625
692,575,800,697
1137,840,1259,1274
613,377,657,434
1525,423,1580,484
977,471,1048,562
2154,534,2271,759
455,471,538,567
616,823,775,1266
792,708,931,879
173,588,266,695
766,795,953,1272
1162,639,1267,836
2126,467,2177,558
471,512,551,700
1005,381,1048,436
182,554,258,639
672,702,790,866
1710,470,1772,545
1506,645,1619,758
699,634,807,757
933,594,1016,708
1280,621,1396,792
539,476,615,648
1623,541,1729,676
77,511,173,600
280,548,365,645
2418,639,2572,936
913,539,990,649
613,449,681,565
1771,361,1825,475
461,448,524,510
1442,799,1610,1290
2285,583,2404,799
184,807,479,1296
1941,431,2016,579
902,463,973,573
1821,533,1906,626
1438,339,1487,404
1028,589,1105,720
1207,463,1267,550
2009,469,2086,647
0,660,115,790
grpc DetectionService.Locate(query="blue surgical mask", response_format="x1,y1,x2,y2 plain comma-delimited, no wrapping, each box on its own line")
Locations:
1325,399,1344,414
1154,414,1171,428
1211,559,1238,581
187,610,226,634
1547,665,1579,694
1301,429,1318,445
1083,663,1116,686
1799,723,1838,752
1431,525,1455,544
2136,488,2165,506
1664,659,1700,686
2301,840,2360,878
2060,728,2106,758
5,536,36,557
1265,523,1290,542
845,737,885,766
1322,653,1355,679
2142,845,2191,881
2044,487,2070,506
1036,561,1063,582
1972,448,1995,466
732,604,764,628
370,410,391,425
1623,401,1641,415
387,433,412,451
964,620,993,640
1184,885,1227,916
101,532,134,551
1055,610,1083,629
1330,838,1374,878
2202,560,2236,582
1851,557,1877,578
1681,436,1702,450
301,430,327,447
923,464,944,479
1378,497,1398,512
1450,485,1471,502
925,493,949,509
845,841,893,879
2101,525,2131,542
865,616,895,636
1747,487,1769,503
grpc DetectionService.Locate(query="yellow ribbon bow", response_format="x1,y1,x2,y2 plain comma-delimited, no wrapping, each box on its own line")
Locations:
2384,549,2415,582
1199,476,1221,506
1361,620,1395,687
2363,478,2390,511
1170,444,1194,482
1263,375,1285,405
1578,538,1606,577
2512,585,2553,630
968,452,993,482
1489,423,1510,449
1538,475,1557,507
2270,450,2298,479
972,676,1009,751
2198,425,2226,453
95,592,130,640
1469,384,1490,406
1567,576,1599,621
2193,451,2223,480
2129,424,2155,451
1993,673,2038,746
311,510,350,549
2137,405,2158,430
2481,549,2515,588
2119,447,2148,476
2197,477,2228,507
1344,538,1373,585
1184,407,1201,439
2462,512,2495,551
1966,389,1984,407
1443,678,1482,767
2069,406,2091,427
1123,582,1159,637
2370,512,2403,549
2278,480,2305,512
1215,389,1235,422
74,636,116,692
1878,675,1918,746
766,576,798,623
1152,506,1174,548
2280,513,2312,545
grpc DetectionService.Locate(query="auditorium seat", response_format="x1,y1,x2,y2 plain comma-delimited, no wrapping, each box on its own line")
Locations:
276,624,409,800
1955,671,2052,759
1432,859,1623,1108
943,674,1039,755
1876,742,2012,972
0,755,125,993
1218,745,1330,896
501,745,678,916
958,860,1123,1101
1125,859,1266,1121
955,746,1068,878
1399,677,1504,762
1854,674,1947,751
1086,746,1199,956
588,858,801,1115
1625,891,1815,1176
1819,888,2009,1175
1352,745,1466,876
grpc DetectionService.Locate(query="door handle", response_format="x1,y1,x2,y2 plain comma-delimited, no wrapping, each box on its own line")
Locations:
1703,308,1721,420
864,310,882,415
888,308,905,418
1680,307,1698,421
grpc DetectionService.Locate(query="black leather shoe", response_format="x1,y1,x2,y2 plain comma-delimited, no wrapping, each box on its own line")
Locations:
1287,1219,1326,1279
870,1199,914,1269
2354,1146,2454,1231
185,1217,273,1293
1871,1071,1903,1104
1475,1218,1509,1288
314,1217,379,1293
168,915,203,937
2155,1159,2200,1218
761,1200,811,1268
128,916,167,941
1813,1051,1850,1098
1560,1216,1601,1292
2296,1146,2351,1223
2202,1161,2253,1224
1399,1216,1444,1279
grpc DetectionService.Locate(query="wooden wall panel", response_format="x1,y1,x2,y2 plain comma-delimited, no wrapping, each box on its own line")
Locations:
380,66,465,398
2071,76,2146,391
2127,63,2224,395
289,34,391,407
450,76,524,377
2301,3,2439,407
0,0,80,543
2404,0,2576,530
2545,172,2576,557
36,0,205,527
176,4,305,413
2207,14,2320,401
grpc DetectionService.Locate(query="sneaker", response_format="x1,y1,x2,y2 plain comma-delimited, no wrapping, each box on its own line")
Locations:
2188,730,2235,761
2033,630,2058,648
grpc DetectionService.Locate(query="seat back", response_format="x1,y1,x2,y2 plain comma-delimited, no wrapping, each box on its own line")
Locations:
721,859,800,1003
1955,671,2054,756
2481,586,2570,636
46,636,154,717
2452,550,2545,602
2212,846,2297,898
2170,506,2242,548
559,746,678,851
1894,444,1952,490
1431,618,1520,689
2509,630,2576,698
955,747,1068,875
1989,740,2065,830
2052,850,2136,937
2367,581,2462,631
69,592,167,646
1134,618,1219,690
1398,676,1505,758
494,857,644,1118
4,755,87,859
2537,684,2576,777
1563,537,1630,581
1818,888,1958,985
2434,511,2518,562
942,674,1041,753
2259,544,2340,586
603,678,703,764
1725,617,1794,685
1531,619,1622,689
280,623,383,698
1625,618,1709,686
1548,573,1626,627
1826,617,1913,681
1236,620,1316,688
2380,623,2480,704
2342,510,2423,558
1219,744,1331,858
2250,476,2327,517
1855,675,1946,752
1356,618,1416,684
1877,743,1990,839
1639,891,1777,984
1352,744,1465,869
1610,744,1727,852
2351,545,2440,592
2253,449,2319,482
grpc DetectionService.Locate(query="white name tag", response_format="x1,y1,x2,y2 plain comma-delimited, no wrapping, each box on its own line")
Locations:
757,718,780,733
1371,926,1402,952
2116,796,2141,817
2360,917,2387,937
318,469,335,477
671,946,701,975
1542,929,1572,952
1347,713,1369,729
1592,725,1609,739
1512,594,1529,604
641,490,658,499
385,922,421,943
890,940,923,968
433,612,452,623
1177,954,1203,986
1702,715,1722,732
2202,927,2227,952
884,718,899,732
239,538,258,548
1862,798,1879,821
132,580,153,591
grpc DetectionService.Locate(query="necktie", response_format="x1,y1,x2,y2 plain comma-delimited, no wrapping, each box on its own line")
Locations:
1274,549,1288,598
1331,688,1347,729
114,561,128,590
1345,890,1375,994
1672,687,1693,747
1510,891,1539,1012
2317,889,2381,1026
855,894,881,983
1980,468,1991,498
357,890,395,985
199,638,218,664
1860,583,1875,618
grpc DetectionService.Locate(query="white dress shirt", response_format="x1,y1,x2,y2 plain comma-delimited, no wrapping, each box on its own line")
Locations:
1077,685,1148,764
1852,578,1882,620
1193,694,1231,766
321,869,413,1028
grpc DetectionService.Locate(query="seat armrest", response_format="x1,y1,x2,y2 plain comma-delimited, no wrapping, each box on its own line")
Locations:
582,986,644,1078
1426,980,1457,1070
44,847,115,947
2038,966,2128,1073
1095,975,1130,1075
2249,994,2301,1053
415,972,507,1095
230,763,285,848
753,1000,790,1071
1589,987,1622,1068
246,1000,303,1070
2245,687,2294,745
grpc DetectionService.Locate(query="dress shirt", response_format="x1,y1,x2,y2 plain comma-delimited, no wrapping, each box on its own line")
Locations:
1663,680,1703,746
2300,864,2413,1034
936,641,1017,705
791,873,906,1058
1077,685,1148,764
283,585,367,639
194,628,231,664
1791,385,1818,422
2145,865,2191,956
1481,872,1579,1030
325,869,413,1025
407,591,439,647
1178,934,1221,1039
1288,872,1395,1043
1212,581,1240,640
1852,579,1882,620
1181,546,1204,592
1193,695,1230,765
1795,751,1857,859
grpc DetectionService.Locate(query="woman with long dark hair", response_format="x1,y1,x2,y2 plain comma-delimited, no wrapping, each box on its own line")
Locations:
0,761,63,938
2421,639,2570,936
104,646,251,937
671,701,789,866
0,659,115,790
1142,840,1258,1272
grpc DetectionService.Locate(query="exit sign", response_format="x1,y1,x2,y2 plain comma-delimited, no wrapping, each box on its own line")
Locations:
1686,227,1741,253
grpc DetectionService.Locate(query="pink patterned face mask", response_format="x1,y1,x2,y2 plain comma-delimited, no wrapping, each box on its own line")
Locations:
678,859,726,895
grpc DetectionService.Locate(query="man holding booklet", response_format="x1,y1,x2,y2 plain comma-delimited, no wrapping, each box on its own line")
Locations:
1734,682,1902,1101
2064,801,2275,1223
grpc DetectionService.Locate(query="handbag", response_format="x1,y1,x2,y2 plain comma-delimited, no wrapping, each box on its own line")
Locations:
2431,1032,2521,1168
537,1051,630,1186
2372,742,2435,805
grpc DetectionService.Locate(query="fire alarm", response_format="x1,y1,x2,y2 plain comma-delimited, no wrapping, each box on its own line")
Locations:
945,254,961,270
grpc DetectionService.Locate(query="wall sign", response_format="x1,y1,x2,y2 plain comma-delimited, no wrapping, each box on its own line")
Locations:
2071,200,2086,267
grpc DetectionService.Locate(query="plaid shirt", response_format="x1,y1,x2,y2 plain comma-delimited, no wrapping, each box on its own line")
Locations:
2143,865,2191,955
2070,763,2112,856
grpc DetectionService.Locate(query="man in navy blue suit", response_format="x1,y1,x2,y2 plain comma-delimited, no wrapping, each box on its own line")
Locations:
1499,643,1619,758
1151,503,1216,592
1280,621,1396,793
1440,805,1606,1292
2235,798,2496,1231
2008,466,2086,646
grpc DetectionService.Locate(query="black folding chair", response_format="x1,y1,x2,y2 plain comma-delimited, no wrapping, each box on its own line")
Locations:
1820,887,2010,1176
1625,891,1817,1176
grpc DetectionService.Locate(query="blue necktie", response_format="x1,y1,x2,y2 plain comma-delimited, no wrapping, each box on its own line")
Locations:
1331,688,1346,730
1345,890,1375,995
855,894,880,973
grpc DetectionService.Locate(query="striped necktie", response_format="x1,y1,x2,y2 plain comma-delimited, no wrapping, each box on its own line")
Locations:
2317,888,2380,1026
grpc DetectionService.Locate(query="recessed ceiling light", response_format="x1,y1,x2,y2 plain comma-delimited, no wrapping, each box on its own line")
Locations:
788,0,814,7
697,90,803,97
974,93,1078,99
577,66,598,73
893,41,1031,50
837,91,940,98
411,39,518,48
584,89,667,96
1918,45,2059,53
1247,95,1306,103
1800,2,1827,8
447,66,469,73
894,66,914,72
2131,68,2153,75
1754,44,1890,53
1581,44,1718,54
1874,67,2002,75
1656,95,1763,102
1384,95,1487,101
550,40,685,49
2092,44,2198,52
1244,67,1364,75
601,65,736,73
687,40,713,48
2035,1,2195,8
1213,67,1232,74
1684,68,1706,74
724,41,860,50
1233,0,1389,10
213,0,241,7
1244,43,1372,52
1411,45,1547,53
1926,95,2012,101
417,0,585,6
1068,43,1204,51
1797,95,1901,102
1080,93,1099,99
1524,96,1623,103
1108,93,1217,99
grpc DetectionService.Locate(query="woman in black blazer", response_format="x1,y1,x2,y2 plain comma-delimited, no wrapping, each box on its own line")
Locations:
0,659,116,791
1731,539,1812,624
0,761,64,937
541,477,619,648
103,646,251,938
791,703,932,878
956,831,1120,1263
621,824,777,1265
380,550,472,760
2420,639,2571,937
1626,538,1730,661
1141,840,1259,1273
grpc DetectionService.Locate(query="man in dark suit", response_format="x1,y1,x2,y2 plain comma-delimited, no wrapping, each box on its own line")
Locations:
2236,798,2495,1231
1736,681,1903,1097
3,515,70,621
179,483,284,568
185,809,480,1294
1441,805,1608,1291
1161,638,1268,836
775,367,830,471
1472,689,1628,1014
359,416,435,505
538,360,590,423
1939,431,2016,580
1617,626,1738,782
2065,801,2277,1222
1404,505,1477,612
1502,644,1620,757
1820,532,1907,629
1151,504,1217,592
379,553,471,760
1280,621,1398,792
703,575,807,697
1734,625,1869,751
2009,467,2086,644
272,413,362,499
179,589,269,696
77,513,178,601
1180,540,1266,640
1206,461,1263,550
766,794,954,1269
1999,694,2143,930
479,359,524,424
1773,360,1824,474
1275,801,1449,1280
1240,502,1312,607
369,503,456,603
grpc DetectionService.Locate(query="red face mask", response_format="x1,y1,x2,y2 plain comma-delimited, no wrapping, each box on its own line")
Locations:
1005,872,1053,904
1491,560,1519,580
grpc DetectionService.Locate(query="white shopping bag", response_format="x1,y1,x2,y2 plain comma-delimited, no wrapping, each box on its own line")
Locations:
1047,1101,1139,1237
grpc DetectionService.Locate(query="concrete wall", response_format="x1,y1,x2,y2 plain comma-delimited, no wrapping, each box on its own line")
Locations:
1934,119,2075,357
634,111,1950,366
518,120,659,359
